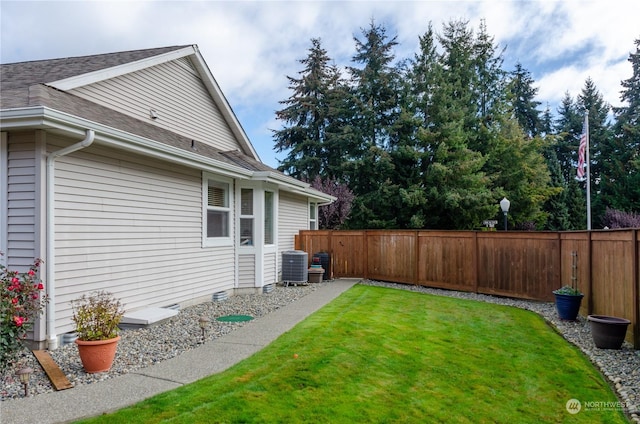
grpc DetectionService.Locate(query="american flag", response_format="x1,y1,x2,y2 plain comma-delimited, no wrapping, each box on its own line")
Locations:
577,115,587,179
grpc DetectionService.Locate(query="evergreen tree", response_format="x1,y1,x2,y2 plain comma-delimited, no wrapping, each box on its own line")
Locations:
507,62,542,137
542,146,571,230
607,37,640,213
273,38,342,180
344,20,402,228
473,20,507,121
577,77,612,223
554,92,582,182
539,105,553,136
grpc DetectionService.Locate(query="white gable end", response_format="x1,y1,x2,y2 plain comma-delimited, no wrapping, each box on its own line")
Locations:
67,57,240,153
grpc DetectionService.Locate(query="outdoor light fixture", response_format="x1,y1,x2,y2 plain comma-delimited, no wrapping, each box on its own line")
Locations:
198,316,210,342
500,197,511,231
15,367,33,397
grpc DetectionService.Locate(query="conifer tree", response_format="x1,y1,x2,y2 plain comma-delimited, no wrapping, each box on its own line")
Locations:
344,20,402,228
577,77,613,223
507,62,542,137
606,38,640,213
273,38,343,180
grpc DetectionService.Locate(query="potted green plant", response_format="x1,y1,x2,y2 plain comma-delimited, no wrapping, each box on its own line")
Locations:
552,251,583,321
71,290,124,373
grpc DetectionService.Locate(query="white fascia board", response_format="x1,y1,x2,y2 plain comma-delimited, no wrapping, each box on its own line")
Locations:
0,106,253,179
189,46,260,162
48,46,197,91
252,171,336,204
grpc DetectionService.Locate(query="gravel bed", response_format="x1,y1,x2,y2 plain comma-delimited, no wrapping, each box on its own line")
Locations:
2,280,639,421
2,282,323,401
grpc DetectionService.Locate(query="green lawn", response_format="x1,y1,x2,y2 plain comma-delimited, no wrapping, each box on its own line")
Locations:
77,285,628,423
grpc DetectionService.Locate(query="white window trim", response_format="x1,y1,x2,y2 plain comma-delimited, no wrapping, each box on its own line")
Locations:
264,190,275,246
203,173,234,247
309,201,318,230
239,188,254,247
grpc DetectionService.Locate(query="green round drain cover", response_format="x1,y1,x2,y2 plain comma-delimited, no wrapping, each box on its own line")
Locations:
216,315,254,322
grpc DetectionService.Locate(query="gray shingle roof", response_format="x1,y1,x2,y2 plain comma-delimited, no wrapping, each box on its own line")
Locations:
1,46,190,91
0,46,281,175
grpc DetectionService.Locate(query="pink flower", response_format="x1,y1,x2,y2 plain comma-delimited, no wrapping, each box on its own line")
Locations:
11,277,19,284
28,270,36,276
37,283,44,290
13,316,25,326
32,293,39,300
11,298,18,304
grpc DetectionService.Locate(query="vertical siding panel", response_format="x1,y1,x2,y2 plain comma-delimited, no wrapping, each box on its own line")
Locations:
69,58,238,152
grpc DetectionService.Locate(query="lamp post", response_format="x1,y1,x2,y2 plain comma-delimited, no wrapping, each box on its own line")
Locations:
16,367,33,397
500,197,510,231
198,316,210,343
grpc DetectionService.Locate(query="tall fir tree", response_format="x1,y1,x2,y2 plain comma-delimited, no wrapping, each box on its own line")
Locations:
273,38,343,181
507,62,542,137
577,77,613,224
606,37,640,213
554,92,582,182
344,20,402,228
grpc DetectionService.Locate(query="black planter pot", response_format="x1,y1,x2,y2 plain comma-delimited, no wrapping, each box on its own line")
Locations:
553,293,583,320
587,315,631,349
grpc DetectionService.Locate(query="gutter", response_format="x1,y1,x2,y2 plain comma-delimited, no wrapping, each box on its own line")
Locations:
45,129,95,350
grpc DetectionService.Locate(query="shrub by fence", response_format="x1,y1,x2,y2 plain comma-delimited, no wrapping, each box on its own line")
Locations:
295,229,639,348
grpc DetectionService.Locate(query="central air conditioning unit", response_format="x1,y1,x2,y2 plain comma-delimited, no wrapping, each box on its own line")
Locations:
281,250,308,286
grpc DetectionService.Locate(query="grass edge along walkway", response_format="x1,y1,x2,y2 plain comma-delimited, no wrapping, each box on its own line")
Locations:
77,285,628,424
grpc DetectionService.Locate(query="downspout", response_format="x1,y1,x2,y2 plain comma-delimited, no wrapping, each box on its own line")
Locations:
46,130,95,350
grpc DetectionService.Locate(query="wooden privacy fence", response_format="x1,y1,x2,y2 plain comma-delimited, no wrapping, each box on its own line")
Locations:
295,229,640,348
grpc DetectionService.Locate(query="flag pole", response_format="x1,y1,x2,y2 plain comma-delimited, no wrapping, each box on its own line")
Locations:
585,113,591,230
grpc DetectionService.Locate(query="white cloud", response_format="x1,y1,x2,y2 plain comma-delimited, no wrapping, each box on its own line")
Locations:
1,0,638,166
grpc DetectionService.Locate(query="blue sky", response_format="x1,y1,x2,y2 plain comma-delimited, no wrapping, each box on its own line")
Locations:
1,1,638,168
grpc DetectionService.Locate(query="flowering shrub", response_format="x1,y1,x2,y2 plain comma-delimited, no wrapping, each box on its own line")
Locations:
1,256,48,371
71,291,124,341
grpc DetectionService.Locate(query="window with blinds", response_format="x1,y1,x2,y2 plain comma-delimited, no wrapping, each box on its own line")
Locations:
206,180,229,238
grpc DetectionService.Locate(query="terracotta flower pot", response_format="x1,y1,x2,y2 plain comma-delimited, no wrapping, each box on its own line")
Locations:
75,336,120,373
587,315,630,349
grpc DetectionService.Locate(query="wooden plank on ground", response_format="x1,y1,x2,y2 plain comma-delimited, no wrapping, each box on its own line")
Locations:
32,350,73,391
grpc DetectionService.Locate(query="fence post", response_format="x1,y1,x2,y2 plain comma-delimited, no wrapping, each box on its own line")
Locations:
587,231,593,315
414,230,419,285
633,229,639,348
473,231,479,294
364,230,369,281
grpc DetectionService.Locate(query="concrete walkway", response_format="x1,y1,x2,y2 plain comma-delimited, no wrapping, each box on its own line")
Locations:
0,279,359,424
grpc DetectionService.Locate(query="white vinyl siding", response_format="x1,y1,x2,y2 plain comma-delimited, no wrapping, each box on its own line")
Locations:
69,58,239,152
264,251,276,284
48,137,235,335
277,191,309,280
5,131,43,269
238,254,255,288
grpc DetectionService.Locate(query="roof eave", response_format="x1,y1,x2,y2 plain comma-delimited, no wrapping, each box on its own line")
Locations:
252,171,336,204
0,106,253,179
